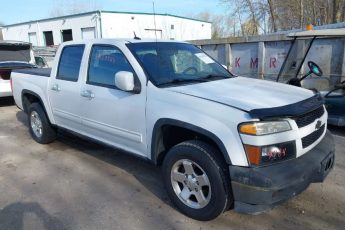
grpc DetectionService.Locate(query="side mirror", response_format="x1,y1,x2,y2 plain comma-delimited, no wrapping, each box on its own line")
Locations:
307,61,323,77
115,71,135,92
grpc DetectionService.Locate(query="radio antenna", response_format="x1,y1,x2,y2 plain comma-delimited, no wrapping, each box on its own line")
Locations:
133,31,141,40
152,1,158,41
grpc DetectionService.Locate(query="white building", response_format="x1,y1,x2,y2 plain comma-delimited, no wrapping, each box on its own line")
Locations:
2,10,211,46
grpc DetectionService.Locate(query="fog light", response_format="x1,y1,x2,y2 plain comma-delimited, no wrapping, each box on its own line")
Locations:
244,141,296,166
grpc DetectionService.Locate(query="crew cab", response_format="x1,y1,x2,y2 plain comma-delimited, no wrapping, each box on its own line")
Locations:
11,39,335,220
0,41,36,97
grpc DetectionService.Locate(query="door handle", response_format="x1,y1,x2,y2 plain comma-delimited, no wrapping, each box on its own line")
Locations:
81,90,95,99
51,84,61,92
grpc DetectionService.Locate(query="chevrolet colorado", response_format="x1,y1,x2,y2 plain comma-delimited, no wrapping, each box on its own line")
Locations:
11,39,335,220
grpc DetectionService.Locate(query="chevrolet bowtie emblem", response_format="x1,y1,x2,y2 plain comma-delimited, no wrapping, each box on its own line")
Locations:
315,120,322,130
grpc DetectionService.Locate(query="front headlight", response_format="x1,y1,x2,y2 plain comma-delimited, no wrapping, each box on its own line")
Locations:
243,141,296,166
239,121,291,136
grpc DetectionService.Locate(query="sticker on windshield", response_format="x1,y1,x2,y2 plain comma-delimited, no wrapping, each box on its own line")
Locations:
195,53,215,64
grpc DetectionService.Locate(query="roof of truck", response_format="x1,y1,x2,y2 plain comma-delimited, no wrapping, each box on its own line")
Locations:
288,28,345,37
62,38,189,46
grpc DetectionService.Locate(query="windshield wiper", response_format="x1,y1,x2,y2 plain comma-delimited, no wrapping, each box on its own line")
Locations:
156,74,230,87
201,74,228,80
156,78,208,87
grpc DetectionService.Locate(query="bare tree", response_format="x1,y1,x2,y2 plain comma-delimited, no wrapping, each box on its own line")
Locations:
245,0,259,34
300,0,304,27
194,11,236,38
221,0,345,35
221,0,272,35
267,0,277,32
332,0,345,23
49,0,101,17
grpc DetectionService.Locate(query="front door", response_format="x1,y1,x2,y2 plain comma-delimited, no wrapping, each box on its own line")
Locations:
79,45,147,157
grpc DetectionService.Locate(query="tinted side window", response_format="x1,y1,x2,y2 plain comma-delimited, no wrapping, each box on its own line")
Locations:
88,45,134,87
57,45,84,82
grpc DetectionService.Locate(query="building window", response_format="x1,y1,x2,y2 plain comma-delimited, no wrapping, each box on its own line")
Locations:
61,29,73,42
43,31,54,46
171,25,174,30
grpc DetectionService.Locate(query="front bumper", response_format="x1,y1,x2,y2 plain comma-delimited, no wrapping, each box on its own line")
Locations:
230,130,335,214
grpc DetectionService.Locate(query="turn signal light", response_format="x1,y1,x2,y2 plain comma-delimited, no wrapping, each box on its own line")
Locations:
244,145,261,165
239,124,257,135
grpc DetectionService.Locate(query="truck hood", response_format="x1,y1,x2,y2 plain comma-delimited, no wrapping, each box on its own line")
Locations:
165,77,315,112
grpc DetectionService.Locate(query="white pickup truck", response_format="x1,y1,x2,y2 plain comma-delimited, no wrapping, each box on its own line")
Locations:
11,39,335,220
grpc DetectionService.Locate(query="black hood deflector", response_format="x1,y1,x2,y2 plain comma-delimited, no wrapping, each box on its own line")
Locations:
249,93,324,119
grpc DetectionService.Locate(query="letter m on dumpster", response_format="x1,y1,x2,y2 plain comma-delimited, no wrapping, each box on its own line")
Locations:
250,58,258,69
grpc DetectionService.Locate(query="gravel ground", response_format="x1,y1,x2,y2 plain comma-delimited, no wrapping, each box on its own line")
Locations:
0,97,344,230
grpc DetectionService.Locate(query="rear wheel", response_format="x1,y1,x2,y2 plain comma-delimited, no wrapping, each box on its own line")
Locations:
28,103,57,144
162,140,232,221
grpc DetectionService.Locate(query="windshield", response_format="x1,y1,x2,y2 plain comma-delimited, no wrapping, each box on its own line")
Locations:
127,42,233,87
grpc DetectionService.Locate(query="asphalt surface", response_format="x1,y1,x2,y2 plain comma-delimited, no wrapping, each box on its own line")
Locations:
0,97,344,230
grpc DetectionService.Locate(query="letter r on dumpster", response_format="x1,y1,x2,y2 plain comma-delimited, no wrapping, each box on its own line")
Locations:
270,57,277,68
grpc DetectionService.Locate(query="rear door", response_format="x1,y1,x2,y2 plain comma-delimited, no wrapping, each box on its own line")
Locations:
79,44,147,157
48,45,85,131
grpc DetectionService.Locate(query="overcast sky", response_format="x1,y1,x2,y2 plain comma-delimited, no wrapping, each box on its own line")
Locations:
1,0,226,25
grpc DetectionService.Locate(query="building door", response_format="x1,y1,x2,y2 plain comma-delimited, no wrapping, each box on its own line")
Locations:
81,27,96,40
28,32,38,46
61,29,73,42
144,29,162,39
43,31,54,46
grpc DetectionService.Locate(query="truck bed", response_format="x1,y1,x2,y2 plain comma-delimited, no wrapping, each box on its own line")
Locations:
13,68,51,77
11,68,51,111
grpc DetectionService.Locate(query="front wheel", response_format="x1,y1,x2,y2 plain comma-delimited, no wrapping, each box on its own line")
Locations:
162,140,232,221
28,103,57,144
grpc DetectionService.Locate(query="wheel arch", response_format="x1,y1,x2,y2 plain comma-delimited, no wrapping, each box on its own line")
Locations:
21,90,53,125
151,118,231,166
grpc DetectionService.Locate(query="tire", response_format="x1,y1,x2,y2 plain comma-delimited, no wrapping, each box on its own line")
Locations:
28,103,57,144
162,140,232,221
